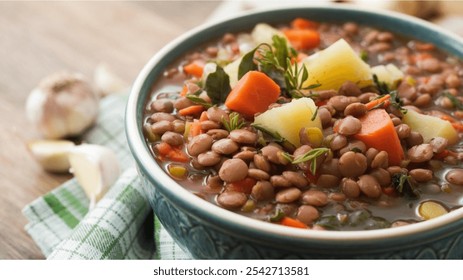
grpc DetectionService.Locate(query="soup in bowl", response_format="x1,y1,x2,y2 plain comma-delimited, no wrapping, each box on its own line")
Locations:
126,6,463,259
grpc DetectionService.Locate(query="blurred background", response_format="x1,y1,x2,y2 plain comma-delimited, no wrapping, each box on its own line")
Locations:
0,0,462,259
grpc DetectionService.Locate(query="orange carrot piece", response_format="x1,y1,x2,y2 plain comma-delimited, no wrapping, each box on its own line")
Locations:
290,18,319,30
439,114,457,123
199,111,209,122
189,120,202,138
156,142,172,155
227,177,257,194
280,217,308,229
365,94,391,110
180,84,188,97
225,71,280,117
452,122,463,132
156,142,188,163
353,109,404,166
183,60,204,78
178,105,204,116
283,29,320,50
382,186,397,197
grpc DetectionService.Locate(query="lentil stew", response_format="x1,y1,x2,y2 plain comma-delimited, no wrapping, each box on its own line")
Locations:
143,18,463,231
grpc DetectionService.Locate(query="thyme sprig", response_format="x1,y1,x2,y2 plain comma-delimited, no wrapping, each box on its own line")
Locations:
221,112,245,132
285,58,321,98
251,123,286,143
249,35,320,98
443,91,463,110
186,94,213,109
284,147,330,175
373,74,389,95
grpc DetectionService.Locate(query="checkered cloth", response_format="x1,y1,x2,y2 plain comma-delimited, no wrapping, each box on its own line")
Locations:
22,93,190,260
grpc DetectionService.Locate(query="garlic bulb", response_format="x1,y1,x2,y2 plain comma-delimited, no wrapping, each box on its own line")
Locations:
26,72,99,139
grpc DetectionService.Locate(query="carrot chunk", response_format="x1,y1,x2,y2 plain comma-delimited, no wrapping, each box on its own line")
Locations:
290,18,319,30
178,105,204,117
227,177,257,194
353,109,404,166
280,217,308,229
225,71,280,117
283,29,320,50
156,142,188,163
365,94,391,110
183,60,205,78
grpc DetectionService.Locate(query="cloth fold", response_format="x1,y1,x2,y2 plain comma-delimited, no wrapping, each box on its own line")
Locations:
23,93,190,260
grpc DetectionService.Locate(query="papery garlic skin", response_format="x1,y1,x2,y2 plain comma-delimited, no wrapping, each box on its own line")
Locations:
26,72,99,139
68,144,120,208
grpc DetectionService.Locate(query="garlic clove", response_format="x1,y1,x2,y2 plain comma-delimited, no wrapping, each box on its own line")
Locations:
93,63,128,97
26,71,99,139
68,144,120,208
27,140,76,173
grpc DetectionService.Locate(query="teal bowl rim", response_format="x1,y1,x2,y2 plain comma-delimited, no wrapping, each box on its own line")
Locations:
126,5,463,249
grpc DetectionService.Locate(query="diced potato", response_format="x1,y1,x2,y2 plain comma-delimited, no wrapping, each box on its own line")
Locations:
371,63,404,89
223,56,242,89
251,23,286,45
253,97,321,147
301,39,373,90
402,110,459,145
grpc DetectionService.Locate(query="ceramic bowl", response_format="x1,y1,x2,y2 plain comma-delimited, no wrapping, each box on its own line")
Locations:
126,5,463,259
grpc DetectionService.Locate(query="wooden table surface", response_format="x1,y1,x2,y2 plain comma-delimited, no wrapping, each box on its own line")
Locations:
1,0,462,260
0,0,220,259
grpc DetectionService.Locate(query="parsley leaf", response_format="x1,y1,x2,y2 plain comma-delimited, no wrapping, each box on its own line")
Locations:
205,65,231,104
392,173,419,199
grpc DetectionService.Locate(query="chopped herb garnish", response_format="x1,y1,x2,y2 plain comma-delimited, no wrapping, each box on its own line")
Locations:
186,94,213,109
269,209,285,223
311,107,319,121
238,47,259,79
373,74,390,95
284,147,330,175
360,50,369,62
251,123,286,142
389,90,407,114
443,91,463,110
250,35,320,97
204,65,231,104
284,58,321,98
392,173,419,199
222,112,245,132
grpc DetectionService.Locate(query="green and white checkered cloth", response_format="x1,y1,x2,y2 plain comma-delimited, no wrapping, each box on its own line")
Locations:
22,93,191,260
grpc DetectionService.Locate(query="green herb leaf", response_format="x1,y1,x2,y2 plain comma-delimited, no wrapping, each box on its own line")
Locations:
205,65,231,104
392,173,419,199
373,74,390,95
238,47,258,79
311,107,319,121
284,147,330,175
269,209,285,222
251,123,285,142
186,94,213,109
360,50,369,62
443,91,463,110
221,112,245,132
272,35,291,70
389,90,407,114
